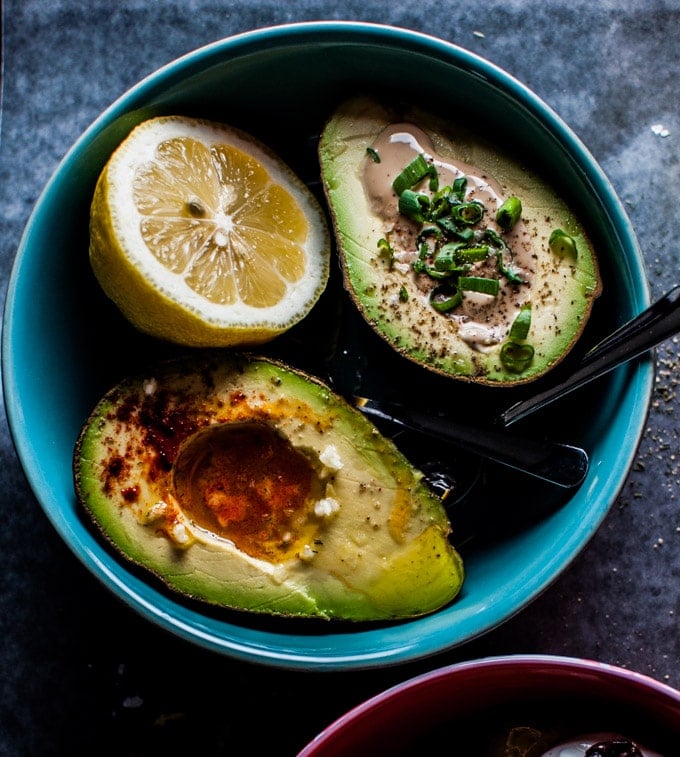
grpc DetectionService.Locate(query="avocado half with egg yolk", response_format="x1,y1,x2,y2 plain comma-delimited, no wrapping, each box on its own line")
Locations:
318,96,601,385
74,353,463,621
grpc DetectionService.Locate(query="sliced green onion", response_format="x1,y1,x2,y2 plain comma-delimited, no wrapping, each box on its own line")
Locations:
377,238,394,266
436,216,462,236
399,286,409,302
429,193,451,219
417,225,443,244
483,227,507,250
423,264,455,280
500,342,534,372
432,185,451,203
459,276,500,296
398,189,430,223
434,244,464,271
430,290,462,312
450,201,485,225
509,306,532,341
455,245,489,264
412,241,431,273
366,147,381,163
549,229,578,257
436,214,475,239
452,226,476,243
495,251,524,284
426,164,439,192
392,154,432,195
452,176,467,201
496,196,522,230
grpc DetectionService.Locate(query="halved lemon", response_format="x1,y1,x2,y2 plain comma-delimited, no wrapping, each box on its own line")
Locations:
89,116,330,347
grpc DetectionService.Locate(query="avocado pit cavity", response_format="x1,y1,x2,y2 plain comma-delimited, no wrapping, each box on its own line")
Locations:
173,422,328,562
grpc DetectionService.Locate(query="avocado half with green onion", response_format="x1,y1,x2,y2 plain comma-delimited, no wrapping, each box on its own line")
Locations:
74,352,463,621
318,96,601,385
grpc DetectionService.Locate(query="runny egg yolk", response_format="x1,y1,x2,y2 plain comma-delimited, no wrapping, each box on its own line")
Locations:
173,422,325,561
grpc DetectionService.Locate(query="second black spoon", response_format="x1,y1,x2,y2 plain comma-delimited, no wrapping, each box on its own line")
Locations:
500,284,680,426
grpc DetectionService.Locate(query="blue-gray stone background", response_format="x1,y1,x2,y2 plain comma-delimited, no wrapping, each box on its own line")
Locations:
0,1,678,755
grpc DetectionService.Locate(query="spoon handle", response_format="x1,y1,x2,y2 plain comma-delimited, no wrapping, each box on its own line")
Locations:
355,397,589,488
581,284,680,364
500,285,680,427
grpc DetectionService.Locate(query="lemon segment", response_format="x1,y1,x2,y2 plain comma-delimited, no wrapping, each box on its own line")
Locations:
89,117,330,347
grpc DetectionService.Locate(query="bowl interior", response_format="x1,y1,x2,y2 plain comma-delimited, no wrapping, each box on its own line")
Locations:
2,23,651,670
298,656,680,755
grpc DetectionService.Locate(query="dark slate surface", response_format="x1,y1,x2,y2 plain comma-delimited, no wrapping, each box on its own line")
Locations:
0,2,678,755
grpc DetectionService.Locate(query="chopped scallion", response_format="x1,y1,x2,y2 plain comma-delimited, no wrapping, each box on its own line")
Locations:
392,154,432,195
398,190,430,223
430,290,462,312
459,276,500,296
495,251,524,284
429,194,450,219
500,342,534,372
509,306,532,341
377,238,394,266
434,244,464,271
417,226,443,244
496,196,522,230
423,263,455,280
436,217,461,236
426,164,439,192
453,226,476,243
483,228,507,250
366,147,381,163
450,201,485,225
455,245,489,264
549,229,578,257
452,176,467,201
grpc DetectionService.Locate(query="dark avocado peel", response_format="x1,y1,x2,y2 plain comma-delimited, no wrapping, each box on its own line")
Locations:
318,96,602,385
73,352,464,622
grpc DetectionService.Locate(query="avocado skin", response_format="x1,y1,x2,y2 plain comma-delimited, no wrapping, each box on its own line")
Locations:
318,96,602,385
73,352,463,621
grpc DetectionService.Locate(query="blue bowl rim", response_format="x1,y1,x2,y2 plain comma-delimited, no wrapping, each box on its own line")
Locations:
2,21,651,671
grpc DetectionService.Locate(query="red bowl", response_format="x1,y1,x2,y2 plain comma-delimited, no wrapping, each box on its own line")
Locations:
298,655,680,756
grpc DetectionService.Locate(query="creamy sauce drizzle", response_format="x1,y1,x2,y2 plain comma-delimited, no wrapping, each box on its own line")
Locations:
363,124,535,350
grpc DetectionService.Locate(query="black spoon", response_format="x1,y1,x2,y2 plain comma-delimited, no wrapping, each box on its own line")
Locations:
354,396,589,489
500,284,680,426
320,340,590,490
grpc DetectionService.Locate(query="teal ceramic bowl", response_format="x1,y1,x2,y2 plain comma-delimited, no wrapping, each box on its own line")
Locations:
298,655,680,755
2,22,651,670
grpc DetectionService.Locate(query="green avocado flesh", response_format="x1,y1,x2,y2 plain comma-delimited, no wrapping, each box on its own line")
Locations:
74,353,463,621
319,96,602,385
